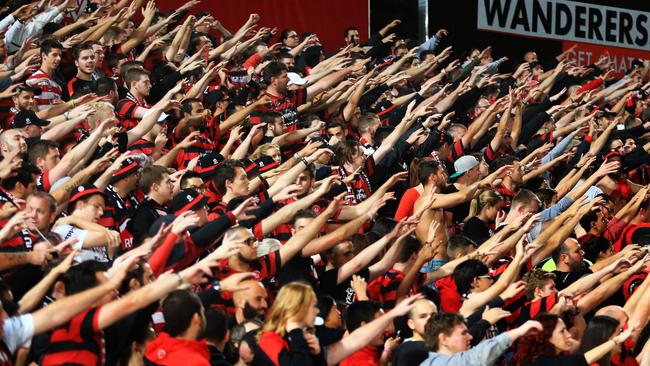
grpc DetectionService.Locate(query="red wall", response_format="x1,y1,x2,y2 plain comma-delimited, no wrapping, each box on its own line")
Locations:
156,0,369,52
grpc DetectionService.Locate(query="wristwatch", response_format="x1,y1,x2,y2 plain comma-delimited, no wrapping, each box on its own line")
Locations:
211,280,221,292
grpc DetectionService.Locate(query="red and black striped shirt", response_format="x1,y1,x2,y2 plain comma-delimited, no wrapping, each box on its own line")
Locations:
249,88,307,132
116,92,150,131
41,307,105,366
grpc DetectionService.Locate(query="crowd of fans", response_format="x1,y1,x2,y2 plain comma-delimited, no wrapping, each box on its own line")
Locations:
0,0,648,365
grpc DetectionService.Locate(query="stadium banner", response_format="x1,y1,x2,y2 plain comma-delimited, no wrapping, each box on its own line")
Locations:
476,0,649,52
562,41,650,74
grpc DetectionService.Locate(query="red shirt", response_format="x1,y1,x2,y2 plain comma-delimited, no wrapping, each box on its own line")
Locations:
394,187,421,221
144,332,210,366
435,276,463,313
340,346,379,366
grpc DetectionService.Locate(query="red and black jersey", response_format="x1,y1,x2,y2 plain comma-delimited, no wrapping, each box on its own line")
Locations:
508,293,558,327
337,156,376,205
174,133,216,170
41,307,105,366
102,185,140,250
211,252,281,315
206,113,225,147
249,88,307,132
623,271,647,301
613,223,650,253
448,139,468,163
36,171,53,192
116,92,150,131
494,183,516,206
367,268,425,310
127,138,155,155
66,77,94,97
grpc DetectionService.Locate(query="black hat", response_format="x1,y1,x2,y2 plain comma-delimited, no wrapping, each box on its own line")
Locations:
254,155,279,173
204,89,229,109
172,189,208,215
70,184,105,203
16,85,41,95
308,136,335,152
240,158,259,178
11,111,49,129
195,152,225,179
110,158,140,184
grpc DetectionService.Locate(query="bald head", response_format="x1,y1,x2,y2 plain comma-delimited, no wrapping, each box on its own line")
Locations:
595,305,628,327
233,279,268,324
408,298,437,340
0,129,27,156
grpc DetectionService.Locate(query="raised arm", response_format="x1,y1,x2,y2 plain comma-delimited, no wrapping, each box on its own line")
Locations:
47,121,108,186
278,198,338,267
119,0,156,55
31,258,133,335
459,234,526,316
326,295,420,365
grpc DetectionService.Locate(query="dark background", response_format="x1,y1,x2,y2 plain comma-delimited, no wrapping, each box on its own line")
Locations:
370,0,649,71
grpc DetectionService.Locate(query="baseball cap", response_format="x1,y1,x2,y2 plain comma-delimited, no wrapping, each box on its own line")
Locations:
16,85,42,95
603,149,622,161
204,89,229,109
287,72,308,86
110,158,140,184
195,152,225,179
172,189,208,215
450,155,480,179
255,155,279,173
11,111,49,129
69,184,105,203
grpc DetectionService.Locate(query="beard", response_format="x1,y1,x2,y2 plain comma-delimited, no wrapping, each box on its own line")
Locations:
242,302,265,322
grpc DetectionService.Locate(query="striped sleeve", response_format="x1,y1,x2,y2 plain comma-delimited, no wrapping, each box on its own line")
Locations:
115,99,139,119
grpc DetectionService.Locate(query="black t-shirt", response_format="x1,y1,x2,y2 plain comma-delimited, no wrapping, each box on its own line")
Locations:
278,255,318,289
528,354,588,366
442,184,471,226
319,268,370,305
315,326,345,347
392,340,428,366
463,216,492,244
553,266,593,291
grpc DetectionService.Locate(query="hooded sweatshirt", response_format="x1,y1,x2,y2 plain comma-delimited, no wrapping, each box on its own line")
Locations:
144,332,210,366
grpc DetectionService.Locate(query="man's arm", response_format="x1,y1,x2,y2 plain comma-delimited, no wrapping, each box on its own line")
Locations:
259,177,335,236
219,96,270,134
31,258,133,335
48,122,108,188
119,1,156,55
278,199,338,267
326,295,420,365
460,235,526,316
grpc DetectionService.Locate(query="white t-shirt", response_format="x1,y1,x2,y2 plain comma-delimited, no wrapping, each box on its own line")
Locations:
52,224,109,263
3,313,34,354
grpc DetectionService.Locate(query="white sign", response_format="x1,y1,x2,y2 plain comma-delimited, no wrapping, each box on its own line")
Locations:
477,0,650,51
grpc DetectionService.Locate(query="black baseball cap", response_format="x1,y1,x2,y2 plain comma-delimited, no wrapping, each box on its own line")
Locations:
16,85,41,95
11,111,49,129
172,189,208,215
195,152,225,179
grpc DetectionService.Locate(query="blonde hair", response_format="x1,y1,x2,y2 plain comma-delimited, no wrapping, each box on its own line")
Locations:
262,282,315,337
465,189,504,222
250,143,281,161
